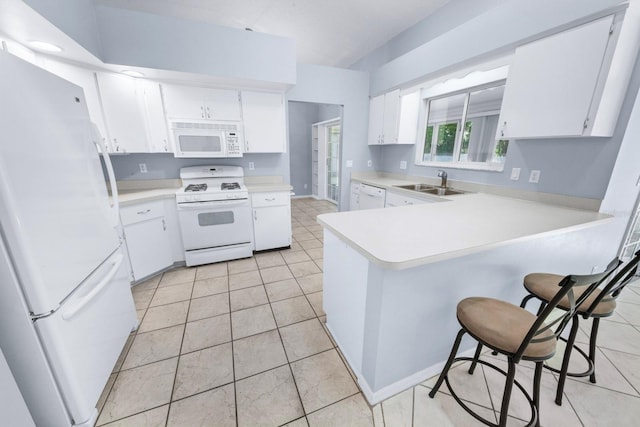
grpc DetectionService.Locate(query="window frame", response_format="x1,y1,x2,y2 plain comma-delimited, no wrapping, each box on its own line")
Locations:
414,71,510,172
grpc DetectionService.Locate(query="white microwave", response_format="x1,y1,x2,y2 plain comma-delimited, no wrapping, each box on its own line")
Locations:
171,121,243,158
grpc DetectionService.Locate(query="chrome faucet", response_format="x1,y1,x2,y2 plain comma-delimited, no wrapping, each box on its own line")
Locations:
437,170,447,188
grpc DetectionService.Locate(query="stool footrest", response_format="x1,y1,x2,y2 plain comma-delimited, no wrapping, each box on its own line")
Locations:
442,357,538,427
542,337,595,379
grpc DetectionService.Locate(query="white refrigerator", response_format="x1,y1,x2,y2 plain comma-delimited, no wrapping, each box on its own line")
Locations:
0,53,138,426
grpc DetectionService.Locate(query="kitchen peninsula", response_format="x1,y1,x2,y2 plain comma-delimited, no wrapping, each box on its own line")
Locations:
317,193,613,404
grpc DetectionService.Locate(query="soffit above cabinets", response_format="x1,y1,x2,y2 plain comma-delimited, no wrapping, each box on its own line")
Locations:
96,0,452,67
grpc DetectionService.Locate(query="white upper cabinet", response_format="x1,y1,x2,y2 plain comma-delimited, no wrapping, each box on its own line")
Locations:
397,91,420,144
368,89,418,145
497,12,639,139
42,59,110,150
241,91,286,153
96,72,149,153
138,81,171,153
162,84,241,121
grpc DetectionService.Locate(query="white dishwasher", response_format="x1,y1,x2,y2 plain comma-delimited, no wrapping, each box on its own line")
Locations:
358,184,386,210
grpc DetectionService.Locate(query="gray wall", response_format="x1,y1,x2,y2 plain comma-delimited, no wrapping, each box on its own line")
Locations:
287,64,371,211
109,153,288,181
319,104,342,122
288,102,319,196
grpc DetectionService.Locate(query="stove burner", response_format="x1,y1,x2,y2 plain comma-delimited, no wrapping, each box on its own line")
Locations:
221,182,241,191
185,184,208,192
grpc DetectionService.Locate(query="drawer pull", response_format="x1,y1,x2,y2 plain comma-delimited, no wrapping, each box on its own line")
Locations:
137,209,151,215
265,197,276,202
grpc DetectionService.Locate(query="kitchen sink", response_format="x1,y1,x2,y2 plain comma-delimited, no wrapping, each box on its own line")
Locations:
393,184,468,196
394,184,436,191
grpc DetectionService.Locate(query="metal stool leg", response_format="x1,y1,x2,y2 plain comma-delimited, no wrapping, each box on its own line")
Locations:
429,329,466,398
555,315,580,405
533,362,543,427
589,318,600,384
498,359,517,427
468,343,483,374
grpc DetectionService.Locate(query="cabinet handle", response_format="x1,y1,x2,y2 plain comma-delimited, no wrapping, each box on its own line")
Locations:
137,209,151,215
265,197,276,202
254,210,257,221
201,106,205,118
162,219,166,231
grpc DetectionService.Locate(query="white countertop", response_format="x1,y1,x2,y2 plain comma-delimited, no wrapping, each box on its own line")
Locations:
317,193,611,270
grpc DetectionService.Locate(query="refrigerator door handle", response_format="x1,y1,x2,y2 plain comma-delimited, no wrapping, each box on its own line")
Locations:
61,254,124,320
91,123,120,229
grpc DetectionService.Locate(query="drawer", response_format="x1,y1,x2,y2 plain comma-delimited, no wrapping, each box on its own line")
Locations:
251,192,290,208
120,200,165,226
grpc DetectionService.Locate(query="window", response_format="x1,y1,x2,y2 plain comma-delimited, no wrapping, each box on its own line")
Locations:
417,83,509,170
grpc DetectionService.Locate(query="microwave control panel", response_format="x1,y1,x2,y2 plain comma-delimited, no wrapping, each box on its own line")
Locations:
226,132,242,157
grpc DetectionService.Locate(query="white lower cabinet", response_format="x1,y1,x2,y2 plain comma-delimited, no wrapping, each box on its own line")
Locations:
251,192,292,251
121,200,173,281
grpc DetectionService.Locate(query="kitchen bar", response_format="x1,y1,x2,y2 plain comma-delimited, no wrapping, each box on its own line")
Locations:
318,194,614,404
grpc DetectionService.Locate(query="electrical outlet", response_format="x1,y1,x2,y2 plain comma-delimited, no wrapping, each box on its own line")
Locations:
249,162,255,170
346,160,353,168
400,161,407,170
139,163,147,173
510,168,520,181
529,170,541,183
367,160,372,167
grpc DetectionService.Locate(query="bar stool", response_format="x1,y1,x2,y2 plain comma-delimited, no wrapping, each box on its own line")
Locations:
428,265,618,427
520,251,640,405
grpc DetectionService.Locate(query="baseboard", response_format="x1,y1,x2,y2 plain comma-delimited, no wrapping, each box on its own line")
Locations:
327,321,477,405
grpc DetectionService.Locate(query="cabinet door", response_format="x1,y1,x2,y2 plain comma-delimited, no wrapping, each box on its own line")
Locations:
253,205,292,251
242,91,286,153
138,81,171,153
397,92,420,144
204,88,241,121
96,73,149,153
124,217,173,281
367,95,384,145
382,89,401,144
497,15,614,139
43,60,110,150
161,84,206,120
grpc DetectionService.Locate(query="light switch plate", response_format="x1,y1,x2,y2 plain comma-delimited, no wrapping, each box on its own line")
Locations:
249,162,255,170
367,160,372,167
346,160,353,168
139,163,147,173
400,161,407,170
510,168,520,180
529,170,541,183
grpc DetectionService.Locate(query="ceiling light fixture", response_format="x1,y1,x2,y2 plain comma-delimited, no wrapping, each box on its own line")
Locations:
121,70,145,78
28,41,62,52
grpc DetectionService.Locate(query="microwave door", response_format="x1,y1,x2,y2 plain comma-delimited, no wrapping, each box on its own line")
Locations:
176,134,225,158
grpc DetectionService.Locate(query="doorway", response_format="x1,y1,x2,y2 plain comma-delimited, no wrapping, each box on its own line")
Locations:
312,118,341,204
288,101,343,205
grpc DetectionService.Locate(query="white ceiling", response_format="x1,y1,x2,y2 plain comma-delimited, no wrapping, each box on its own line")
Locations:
96,0,451,67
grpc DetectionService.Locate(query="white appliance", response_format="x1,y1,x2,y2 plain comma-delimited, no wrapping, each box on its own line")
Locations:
0,52,138,426
357,183,386,210
176,165,253,266
171,121,243,158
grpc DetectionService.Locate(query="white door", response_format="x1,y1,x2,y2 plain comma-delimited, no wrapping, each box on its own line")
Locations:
125,217,173,280
35,249,137,426
0,53,121,314
368,95,384,145
177,201,253,250
204,88,241,121
162,84,206,120
242,91,286,153
382,90,401,144
254,205,291,251
139,80,171,153
96,72,149,153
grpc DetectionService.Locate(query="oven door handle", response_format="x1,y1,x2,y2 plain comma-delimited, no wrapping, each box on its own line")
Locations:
177,199,249,210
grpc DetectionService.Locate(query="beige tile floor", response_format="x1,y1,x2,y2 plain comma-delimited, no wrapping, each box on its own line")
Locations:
96,197,640,426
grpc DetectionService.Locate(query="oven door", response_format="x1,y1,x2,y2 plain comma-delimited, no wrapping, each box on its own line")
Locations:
177,199,252,250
